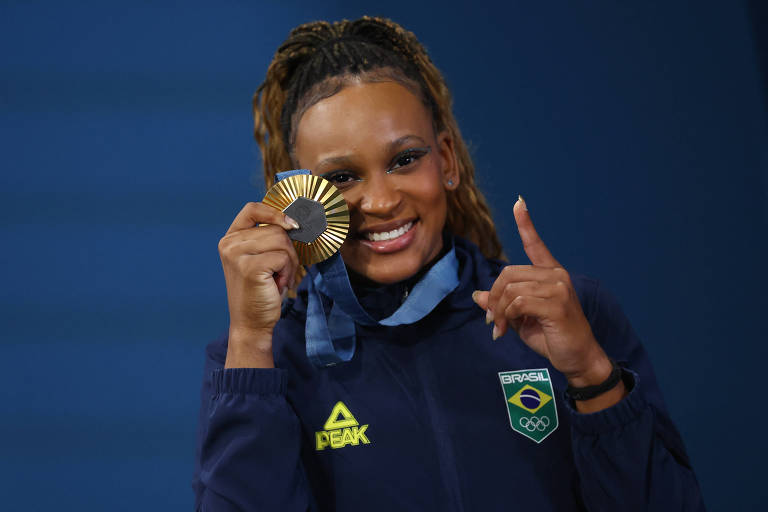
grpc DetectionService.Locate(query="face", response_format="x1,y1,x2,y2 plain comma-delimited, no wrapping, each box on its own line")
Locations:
294,80,458,284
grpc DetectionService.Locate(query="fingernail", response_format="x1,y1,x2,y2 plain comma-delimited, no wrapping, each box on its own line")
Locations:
471,290,479,303
281,287,289,301
492,324,501,340
285,215,300,230
517,194,528,211
485,309,494,325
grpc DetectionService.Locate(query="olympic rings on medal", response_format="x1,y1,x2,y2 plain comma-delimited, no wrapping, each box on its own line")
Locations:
519,416,551,432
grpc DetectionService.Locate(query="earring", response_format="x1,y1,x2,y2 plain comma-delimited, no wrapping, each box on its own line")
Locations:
447,179,454,187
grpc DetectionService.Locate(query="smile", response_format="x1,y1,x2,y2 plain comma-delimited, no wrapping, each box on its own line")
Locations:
364,221,414,241
357,219,419,254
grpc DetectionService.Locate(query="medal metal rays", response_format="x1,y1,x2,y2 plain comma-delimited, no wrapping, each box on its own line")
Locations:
262,173,349,265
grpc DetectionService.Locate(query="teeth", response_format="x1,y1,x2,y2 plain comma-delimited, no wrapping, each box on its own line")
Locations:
365,221,413,242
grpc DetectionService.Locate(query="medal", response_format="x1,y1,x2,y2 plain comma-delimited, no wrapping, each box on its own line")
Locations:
262,172,349,265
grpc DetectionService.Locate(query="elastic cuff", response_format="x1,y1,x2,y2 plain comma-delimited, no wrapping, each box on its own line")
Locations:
566,368,648,434
212,368,287,396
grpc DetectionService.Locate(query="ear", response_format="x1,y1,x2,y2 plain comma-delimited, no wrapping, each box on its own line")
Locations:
436,130,459,190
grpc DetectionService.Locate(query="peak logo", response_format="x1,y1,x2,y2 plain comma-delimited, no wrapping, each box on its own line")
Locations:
315,401,371,451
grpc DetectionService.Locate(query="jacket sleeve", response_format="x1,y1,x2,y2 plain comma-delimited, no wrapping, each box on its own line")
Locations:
192,338,313,512
569,279,706,512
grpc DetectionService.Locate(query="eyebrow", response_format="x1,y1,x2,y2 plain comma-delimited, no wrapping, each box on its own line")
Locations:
315,134,428,172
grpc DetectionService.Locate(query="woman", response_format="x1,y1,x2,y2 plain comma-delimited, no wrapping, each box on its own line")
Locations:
193,17,704,511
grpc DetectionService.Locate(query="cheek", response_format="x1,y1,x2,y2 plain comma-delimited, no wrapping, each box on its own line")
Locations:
408,169,447,222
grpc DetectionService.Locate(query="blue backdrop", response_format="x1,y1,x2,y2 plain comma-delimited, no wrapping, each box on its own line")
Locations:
1,1,766,509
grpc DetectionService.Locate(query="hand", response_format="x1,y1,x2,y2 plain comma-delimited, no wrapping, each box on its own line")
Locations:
471,196,617,394
218,202,300,368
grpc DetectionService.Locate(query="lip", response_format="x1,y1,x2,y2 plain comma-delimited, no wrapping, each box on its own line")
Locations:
357,219,418,254
357,217,417,236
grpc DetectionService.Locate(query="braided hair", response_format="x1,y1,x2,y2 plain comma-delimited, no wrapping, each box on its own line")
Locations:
253,16,505,289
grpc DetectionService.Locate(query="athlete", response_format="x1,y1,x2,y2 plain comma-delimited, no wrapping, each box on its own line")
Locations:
193,16,705,511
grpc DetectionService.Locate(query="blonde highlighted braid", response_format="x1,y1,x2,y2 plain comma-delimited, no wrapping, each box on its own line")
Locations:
253,16,505,290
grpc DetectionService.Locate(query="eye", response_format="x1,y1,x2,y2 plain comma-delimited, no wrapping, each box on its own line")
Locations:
322,170,359,188
387,146,431,173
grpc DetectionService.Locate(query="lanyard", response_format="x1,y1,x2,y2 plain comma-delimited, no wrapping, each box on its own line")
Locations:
274,170,460,367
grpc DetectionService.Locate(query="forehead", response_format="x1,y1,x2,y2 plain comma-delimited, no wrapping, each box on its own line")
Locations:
294,81,433,163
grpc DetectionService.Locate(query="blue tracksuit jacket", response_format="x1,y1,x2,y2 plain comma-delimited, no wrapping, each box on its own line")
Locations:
193,236,705,511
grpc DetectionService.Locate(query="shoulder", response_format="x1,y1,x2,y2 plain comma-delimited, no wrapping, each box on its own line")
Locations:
568,273,643,362
569,273,602,322
567,273,629,329
567,272,629,337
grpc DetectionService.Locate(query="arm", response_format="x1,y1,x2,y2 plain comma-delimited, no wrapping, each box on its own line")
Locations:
471,196,704,509
192,337,314,512
191,202,313,509
569,279,706,512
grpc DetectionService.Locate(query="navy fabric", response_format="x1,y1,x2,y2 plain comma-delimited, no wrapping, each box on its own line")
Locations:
193,235,705,511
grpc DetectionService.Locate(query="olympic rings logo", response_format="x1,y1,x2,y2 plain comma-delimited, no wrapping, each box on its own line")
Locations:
519,416,550,432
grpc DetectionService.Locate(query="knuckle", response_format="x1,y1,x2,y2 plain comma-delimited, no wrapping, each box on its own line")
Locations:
218,236,233,256
240,202,255,216
553,266,570,281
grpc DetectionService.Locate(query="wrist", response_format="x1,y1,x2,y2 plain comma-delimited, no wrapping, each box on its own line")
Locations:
225,326,275,369
565,347,613,388
229,325,274,348
566,357,627,413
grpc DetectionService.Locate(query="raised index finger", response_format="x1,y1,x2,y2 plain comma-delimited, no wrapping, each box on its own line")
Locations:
514,196,560,268
226,202,300,235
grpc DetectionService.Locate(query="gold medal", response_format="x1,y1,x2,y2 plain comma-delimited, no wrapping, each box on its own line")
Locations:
262,173,349,265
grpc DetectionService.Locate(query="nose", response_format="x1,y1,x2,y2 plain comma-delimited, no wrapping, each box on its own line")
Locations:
355,173,402,218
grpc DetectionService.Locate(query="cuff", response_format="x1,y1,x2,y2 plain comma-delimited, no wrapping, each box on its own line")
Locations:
566,367,649,434
212,368,287,396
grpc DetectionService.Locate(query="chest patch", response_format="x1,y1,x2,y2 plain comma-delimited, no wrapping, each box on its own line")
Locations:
498,369,559,443
315,401,371,451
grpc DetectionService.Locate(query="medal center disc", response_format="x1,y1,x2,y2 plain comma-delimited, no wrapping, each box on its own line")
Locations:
283,196,328,244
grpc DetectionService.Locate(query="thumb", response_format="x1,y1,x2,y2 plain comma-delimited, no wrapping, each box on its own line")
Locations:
471,290,489,310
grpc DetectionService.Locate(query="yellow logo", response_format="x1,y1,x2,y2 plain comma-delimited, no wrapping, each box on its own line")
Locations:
507,384,553,414
315,401,371,451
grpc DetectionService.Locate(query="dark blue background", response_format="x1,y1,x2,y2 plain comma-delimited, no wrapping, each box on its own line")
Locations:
1,1,766,509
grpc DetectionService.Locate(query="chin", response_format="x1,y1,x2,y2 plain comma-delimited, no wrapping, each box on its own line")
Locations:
356,262,422,285
340,216,444,285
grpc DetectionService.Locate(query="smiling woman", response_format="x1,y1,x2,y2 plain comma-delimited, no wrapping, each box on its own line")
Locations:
193,16,705,511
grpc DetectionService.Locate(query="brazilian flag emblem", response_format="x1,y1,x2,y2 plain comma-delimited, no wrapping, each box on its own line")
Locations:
498,368,558,443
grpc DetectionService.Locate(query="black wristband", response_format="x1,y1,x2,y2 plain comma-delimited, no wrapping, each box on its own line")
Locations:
565,359,622,401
